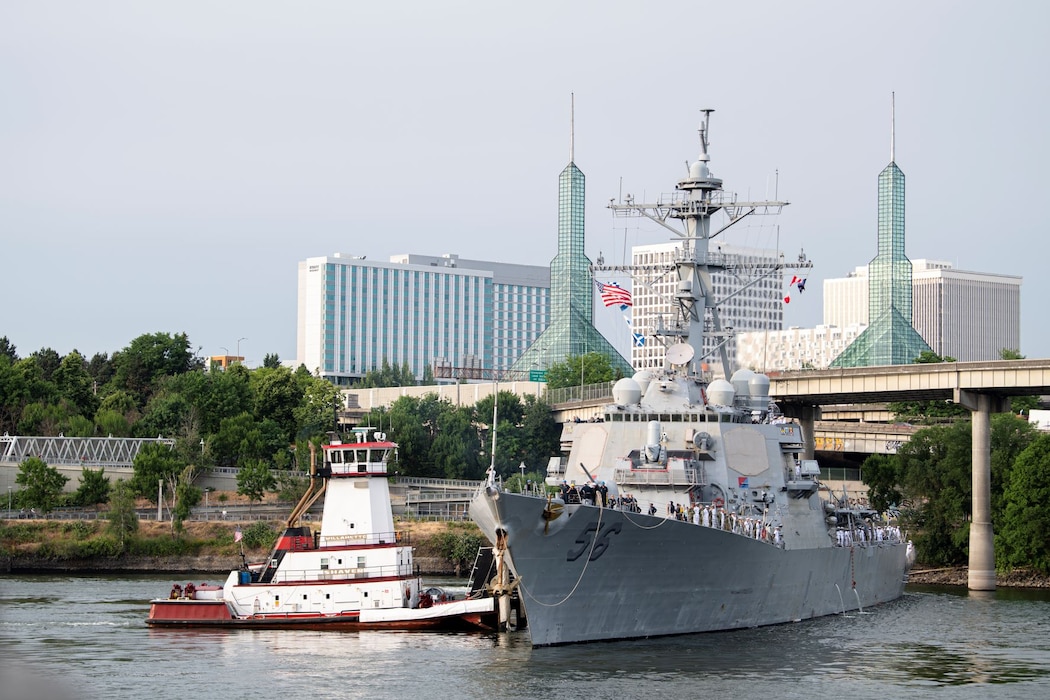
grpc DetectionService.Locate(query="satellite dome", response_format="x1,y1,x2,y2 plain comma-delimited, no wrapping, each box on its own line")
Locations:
612,377,642,406
748,373,771,410
707,379,735,407
632,370,653,396
730,368,755,400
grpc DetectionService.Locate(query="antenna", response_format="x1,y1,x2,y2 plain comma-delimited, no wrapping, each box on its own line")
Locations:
570,92,575,163
890,91,895,163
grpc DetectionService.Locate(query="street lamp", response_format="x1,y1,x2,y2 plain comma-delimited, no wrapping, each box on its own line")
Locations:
237,337,247,362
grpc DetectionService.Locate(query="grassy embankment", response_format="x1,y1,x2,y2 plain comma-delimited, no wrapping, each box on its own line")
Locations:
0,517,483,574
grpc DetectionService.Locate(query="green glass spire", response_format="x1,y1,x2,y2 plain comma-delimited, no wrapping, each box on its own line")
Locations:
831,102,931,368
511,107,632,378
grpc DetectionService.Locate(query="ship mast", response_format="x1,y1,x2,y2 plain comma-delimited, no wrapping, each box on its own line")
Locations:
604,110,806,378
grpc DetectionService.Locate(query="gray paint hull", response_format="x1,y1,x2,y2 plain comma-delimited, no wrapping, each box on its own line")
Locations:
472,491,908,646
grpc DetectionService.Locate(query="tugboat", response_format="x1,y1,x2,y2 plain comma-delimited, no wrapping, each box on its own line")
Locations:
470,110,913,646
147,430,497,630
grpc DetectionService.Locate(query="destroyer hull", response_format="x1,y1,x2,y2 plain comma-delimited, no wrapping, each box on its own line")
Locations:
472,490,908,646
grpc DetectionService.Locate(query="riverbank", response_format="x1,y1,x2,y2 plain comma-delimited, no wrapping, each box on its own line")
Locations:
0,518,469,575
907,566,1050,588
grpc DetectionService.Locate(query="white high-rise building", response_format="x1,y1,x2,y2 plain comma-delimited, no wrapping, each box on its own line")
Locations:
630,241,784,374
297,253,550,385
823,260,1021,361
738,258,1022,371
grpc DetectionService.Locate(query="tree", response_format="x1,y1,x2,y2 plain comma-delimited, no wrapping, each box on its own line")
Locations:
130,442,184,501
263,353,281,369
997,433,1050,575
861,453,903,514
293,374,340,440
0,356,58,434
519,395,561,476
211,412,288,468
545,352,618,390
111,332,200,407
237,459,277,512
106,480,139,551
72,467,111,507
52,350,99,419
896,422,973,566
250,366,299,439
30,347,62,381
15,456,69,514
429,406,482,480
0,336,17,362
171,465,202,537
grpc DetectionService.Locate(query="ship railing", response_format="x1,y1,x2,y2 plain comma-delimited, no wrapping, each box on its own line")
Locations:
272,563,415,583
614,466,702,486
318,531,408,547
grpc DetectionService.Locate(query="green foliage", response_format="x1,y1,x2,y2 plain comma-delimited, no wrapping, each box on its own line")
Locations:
241,521,276,549
876,413,1037,568
131,442,184,500
35,535,123,560
237,459,277,510
434,526,484,574
0,336,17,362
211,412,288,468
263,353,282,369
52,350,99,419
545,352,619,390
276,470,310,503
110,332,201,407
18,401,66,435
250,366,300,438
293,375,340,440
171,467,202,536
997,433,1050,575
358,359,417,388
73,468,111,507
106,480,139,550
896,422,973,565
31,347,62,381
357,391,559,481
15,457,69,513
861,454,903,513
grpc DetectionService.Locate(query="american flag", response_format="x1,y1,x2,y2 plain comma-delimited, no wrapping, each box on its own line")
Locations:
234,528,243,543
597,281,632,308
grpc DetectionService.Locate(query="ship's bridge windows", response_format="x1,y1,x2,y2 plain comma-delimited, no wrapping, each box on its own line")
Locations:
355,449,368,463
330,451,343,464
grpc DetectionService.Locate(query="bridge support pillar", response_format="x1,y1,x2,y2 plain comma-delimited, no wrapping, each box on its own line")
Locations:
956,390,1008,591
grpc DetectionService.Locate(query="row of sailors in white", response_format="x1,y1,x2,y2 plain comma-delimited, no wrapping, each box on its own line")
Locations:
834,524,903,547
679,503,783,547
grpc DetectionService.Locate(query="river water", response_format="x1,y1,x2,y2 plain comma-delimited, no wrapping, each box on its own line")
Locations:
1,574,1048,700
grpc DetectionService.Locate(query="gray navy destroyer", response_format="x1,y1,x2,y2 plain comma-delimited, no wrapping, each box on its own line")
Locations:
470,110,914,646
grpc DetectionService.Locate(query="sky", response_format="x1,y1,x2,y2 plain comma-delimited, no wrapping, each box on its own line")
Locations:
2,1,1048,367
